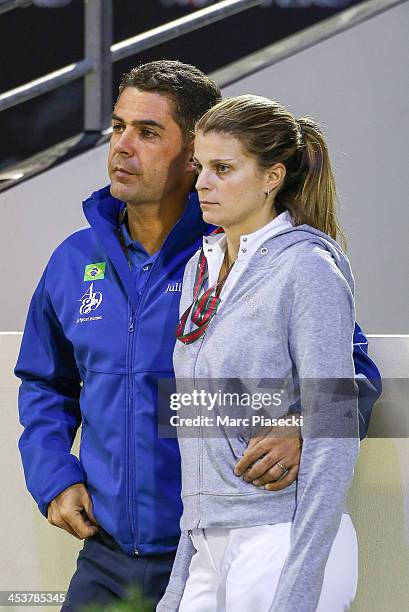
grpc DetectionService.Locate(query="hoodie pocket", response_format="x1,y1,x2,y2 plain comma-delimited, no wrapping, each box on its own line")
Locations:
201,436,256,495
226,433,248,461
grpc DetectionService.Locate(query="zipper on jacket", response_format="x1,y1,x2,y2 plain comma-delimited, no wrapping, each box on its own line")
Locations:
127,309,137,553
126,249,164,555
126,223,200,553
192,335,207,528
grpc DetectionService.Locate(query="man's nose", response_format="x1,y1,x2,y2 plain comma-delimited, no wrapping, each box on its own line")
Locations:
113,127,135,156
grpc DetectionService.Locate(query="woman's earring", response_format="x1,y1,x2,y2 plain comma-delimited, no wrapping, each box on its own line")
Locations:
264,188,272,198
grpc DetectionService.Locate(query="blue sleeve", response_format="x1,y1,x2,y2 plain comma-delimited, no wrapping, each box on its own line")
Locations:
15,269,85,517
353,322,382,440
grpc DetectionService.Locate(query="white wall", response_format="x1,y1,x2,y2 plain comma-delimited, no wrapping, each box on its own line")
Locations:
0,333,81,612
0,144,110,332
221,0,409,334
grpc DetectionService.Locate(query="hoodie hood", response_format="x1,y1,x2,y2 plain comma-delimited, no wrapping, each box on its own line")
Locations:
258,223,354,296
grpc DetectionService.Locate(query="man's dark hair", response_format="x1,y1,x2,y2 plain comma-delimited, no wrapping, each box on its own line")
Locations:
118,60,222,143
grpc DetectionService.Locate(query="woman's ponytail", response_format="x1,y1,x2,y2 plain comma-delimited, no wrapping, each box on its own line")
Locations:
285,117,346,247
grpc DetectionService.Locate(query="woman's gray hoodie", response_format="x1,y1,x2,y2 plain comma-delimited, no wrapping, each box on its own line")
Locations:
157,225,359,612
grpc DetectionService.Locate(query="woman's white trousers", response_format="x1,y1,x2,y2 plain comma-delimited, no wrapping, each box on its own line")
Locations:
178,514,358,612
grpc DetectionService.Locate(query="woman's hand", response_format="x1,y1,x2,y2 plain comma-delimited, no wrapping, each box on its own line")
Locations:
233,417,302,491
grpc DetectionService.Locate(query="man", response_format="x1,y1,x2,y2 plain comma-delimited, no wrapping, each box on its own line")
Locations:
15,61,381,610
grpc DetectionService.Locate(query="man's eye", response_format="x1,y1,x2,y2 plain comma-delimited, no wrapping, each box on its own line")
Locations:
112,123,124,133
217,164,230,174
141,129,157,139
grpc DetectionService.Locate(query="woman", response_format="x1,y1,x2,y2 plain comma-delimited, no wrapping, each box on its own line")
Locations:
157,95,359,612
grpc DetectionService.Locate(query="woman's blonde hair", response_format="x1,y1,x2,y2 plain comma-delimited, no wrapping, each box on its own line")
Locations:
196,95,346,246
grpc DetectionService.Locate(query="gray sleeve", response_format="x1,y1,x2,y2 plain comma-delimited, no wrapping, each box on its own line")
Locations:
156,530,195,612
270,248,359,612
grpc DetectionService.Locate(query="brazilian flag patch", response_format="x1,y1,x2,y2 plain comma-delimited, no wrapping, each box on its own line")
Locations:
84,262,106,281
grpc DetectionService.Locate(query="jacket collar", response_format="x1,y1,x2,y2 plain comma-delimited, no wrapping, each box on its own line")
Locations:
82,185,213,313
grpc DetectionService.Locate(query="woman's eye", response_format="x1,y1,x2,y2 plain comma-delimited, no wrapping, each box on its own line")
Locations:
192,162,202,173
217,164,230,174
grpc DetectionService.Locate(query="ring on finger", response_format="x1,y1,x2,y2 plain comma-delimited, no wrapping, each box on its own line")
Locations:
276,461,288,475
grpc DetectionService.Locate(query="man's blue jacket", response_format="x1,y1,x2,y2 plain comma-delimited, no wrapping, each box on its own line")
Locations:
15,186,382,556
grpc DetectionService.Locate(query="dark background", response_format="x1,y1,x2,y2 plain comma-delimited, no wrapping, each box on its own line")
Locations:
0,0,360,168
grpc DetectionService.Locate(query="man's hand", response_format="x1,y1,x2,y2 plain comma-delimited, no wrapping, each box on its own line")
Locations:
234,420,302,491
47,483,99,539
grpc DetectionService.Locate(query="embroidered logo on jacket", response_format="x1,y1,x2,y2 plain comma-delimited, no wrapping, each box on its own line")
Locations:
79,283,103,315
84,262,106,281
165,282,182,293
245,293,260,317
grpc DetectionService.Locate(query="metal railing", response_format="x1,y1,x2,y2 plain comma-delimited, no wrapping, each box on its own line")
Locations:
0,0,264,130
0,0,405,173
0,0,31,16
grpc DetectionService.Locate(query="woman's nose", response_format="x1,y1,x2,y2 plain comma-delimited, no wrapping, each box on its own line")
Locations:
196,169,211,191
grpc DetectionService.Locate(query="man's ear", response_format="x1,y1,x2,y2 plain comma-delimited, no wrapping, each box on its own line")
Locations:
187,158,197,173
184,141,196,173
